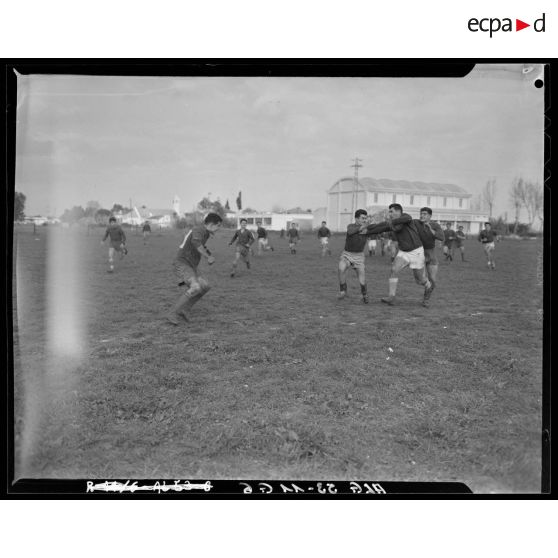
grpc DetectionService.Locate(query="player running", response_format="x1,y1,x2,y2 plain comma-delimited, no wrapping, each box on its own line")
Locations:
317,221,332,257
255,221,274,255
229,218,255,277
455,225,466,261
337,209,371,304
101,216,127,273
287,223,300,254
363,204,433,306
478,222,498,269
142,221,151,245
416,207,445,307
443,222,456,262
166,212,223,325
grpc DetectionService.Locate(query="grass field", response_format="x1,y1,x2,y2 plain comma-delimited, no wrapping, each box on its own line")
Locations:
13,225,543,493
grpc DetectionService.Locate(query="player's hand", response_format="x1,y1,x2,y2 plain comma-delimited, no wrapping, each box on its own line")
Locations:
207,255,215,265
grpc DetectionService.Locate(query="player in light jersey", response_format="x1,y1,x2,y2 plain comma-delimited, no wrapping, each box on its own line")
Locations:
317,221,332,257
101,216,127,273
478,222,499,269
229,218,255,277
166,212,222,325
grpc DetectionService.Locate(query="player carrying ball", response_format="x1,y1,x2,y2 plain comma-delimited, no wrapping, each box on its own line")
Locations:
363,204,433,306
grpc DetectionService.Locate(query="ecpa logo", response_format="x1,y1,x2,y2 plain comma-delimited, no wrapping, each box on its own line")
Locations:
468,13,546,37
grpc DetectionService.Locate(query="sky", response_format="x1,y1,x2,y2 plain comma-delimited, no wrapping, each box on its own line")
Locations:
15,64,544,220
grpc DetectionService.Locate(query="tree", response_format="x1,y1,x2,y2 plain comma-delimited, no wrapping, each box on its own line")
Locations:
241,207,257,214
509,177,524,234
197,197,226,219
111,203,130,213
525,181,543,227
60,206,86,223
225,199,230,211
518,181,543,227
94,208,111,225
14,192,26,221
482,179,497,218
271,204,285,213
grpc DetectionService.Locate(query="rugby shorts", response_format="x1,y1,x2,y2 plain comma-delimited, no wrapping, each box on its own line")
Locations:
340,250,365,272
395,246,425,269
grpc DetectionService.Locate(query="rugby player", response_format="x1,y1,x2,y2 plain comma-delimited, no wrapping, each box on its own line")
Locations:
256,221,274,255
417,207,444,307
287,223,300,254
443,222,456,262
166,212,222,325
101,216,127,273
363,204,433,305
229,218,255,277
317,221,332,257
455,225,466,261
478,222,498,269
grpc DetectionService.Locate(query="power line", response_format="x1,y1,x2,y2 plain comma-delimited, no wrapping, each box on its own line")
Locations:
350,157,363,215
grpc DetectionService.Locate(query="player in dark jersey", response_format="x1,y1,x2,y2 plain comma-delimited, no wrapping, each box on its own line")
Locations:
317,221,332,257
363,204,433,306
101,216,127,273
229,218,255,277
478,222,499,269
166,212,222,325
255,221,274,255
142,221,151,245
417,207,445,307
455,225,466,261
287,223,300,254
337,209,372,303
443,222,457,262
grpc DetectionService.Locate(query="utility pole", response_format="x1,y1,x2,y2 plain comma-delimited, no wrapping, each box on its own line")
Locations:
350,157,363,215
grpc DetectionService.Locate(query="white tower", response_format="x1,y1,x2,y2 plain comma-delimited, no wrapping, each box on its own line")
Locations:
173,195,180,215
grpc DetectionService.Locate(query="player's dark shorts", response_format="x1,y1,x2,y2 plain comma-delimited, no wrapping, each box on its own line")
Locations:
454,239,463,248
173,260,198,284
110,240,124,251
424,248,438,266
236,245,250,258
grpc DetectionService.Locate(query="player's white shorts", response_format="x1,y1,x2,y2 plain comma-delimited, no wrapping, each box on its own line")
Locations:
367,239,377,249
320,237,329,246
258,238,268,247
483,241,495,253
340,250,365,272
395,246,425,269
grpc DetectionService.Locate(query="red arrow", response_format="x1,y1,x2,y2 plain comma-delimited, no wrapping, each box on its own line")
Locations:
516,19,530,31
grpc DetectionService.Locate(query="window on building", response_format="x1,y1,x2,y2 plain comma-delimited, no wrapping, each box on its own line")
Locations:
410,195,414,205
443,197,447,207
246,218,254,224
374,193,378,203
427,196,431,205
263,217,272,225
459,198,463,208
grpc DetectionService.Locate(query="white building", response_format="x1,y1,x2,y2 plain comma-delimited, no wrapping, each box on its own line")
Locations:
236,212,314,231
117,196,180,228
326,177,489,234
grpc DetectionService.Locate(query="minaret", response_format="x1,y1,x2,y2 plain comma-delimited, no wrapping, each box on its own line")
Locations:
173,195,180,215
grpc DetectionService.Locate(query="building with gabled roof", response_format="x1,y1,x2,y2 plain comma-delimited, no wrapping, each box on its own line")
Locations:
327,177,489,234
